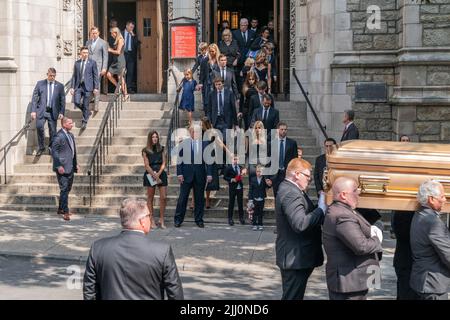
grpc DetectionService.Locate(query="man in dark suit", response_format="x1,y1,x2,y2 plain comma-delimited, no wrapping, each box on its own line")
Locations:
223,155,246,226
244,81,274,125
214,54,240,101
83,198,184,300
323,177,383,300
232,18,256,88
410,180,450,300
70,46,99,130
123,21,140,93
270,122,298,198
251,94,279,133
175,124,213,228
250,18,260,34
275,158,327,300
31,68,66,156
207,77,238,143
313,138,337,197
51,117,79,221
340,109,359,142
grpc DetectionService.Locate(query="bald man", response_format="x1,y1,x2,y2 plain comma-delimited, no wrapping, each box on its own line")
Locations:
322,177,383,300
275,158,327,300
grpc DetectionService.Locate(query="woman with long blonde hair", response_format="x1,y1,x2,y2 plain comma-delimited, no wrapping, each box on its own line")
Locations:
207,43,221,91
107,27,129,101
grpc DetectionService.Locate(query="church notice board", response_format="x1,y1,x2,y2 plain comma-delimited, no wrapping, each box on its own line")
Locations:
171,25,197,59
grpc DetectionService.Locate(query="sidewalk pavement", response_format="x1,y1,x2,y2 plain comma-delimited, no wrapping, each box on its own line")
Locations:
0,210,397,299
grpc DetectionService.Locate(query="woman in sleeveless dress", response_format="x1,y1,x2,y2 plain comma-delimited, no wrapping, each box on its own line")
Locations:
107,27,129,101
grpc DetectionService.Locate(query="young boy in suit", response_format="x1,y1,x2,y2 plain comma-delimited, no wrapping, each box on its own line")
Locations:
224,155,247,226
248,164,271,230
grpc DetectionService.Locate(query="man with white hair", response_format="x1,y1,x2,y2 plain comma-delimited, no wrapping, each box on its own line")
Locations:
410,180,450,300
322,177,383,300
83,198,184,300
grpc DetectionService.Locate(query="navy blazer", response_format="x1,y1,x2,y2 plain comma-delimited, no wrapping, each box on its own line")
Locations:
31,80,66,121
71,58,99,92
249,176,270,200
192,54,209,84
52,129,78,174
223,164,244,190
271,137,298,169
232,29,256,65
207,88,238,129
176,139,213,184
341,122,359,142
251,106,279,131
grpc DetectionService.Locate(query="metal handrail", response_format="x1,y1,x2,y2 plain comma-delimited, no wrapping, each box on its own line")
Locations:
85,70,124,206
166,67,181,174
0,80,72,184
292,68,328,139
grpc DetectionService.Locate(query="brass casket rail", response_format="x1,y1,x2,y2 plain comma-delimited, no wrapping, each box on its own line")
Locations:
324,140,450,213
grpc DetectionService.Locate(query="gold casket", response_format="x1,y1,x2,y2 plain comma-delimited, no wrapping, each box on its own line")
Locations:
324,140,450,213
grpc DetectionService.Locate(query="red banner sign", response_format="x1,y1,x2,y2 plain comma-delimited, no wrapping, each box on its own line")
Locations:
171,25,197,59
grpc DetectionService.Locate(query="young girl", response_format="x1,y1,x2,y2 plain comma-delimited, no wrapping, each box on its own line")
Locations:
177,69,198,124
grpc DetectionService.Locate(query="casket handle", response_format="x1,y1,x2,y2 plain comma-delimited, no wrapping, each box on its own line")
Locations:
359,175,390,195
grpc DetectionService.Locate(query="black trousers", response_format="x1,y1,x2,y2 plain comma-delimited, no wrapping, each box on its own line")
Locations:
418,292,448,300
252,200,264,226
36,114,57,150
56,172,74,213
124,51,137,91
328,290,368,300
280,268,314,300
272,169,286,199
74,83,92,124
228,187,244,221
174,177,206,225
395,267,420,300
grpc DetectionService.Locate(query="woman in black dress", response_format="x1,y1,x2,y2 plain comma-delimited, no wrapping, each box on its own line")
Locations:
142,131,168,229
218,28,240,71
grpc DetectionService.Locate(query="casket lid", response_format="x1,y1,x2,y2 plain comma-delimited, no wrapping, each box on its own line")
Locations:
328,140,450,170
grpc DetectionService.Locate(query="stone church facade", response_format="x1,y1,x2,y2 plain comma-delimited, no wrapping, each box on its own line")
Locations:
1,0,449,174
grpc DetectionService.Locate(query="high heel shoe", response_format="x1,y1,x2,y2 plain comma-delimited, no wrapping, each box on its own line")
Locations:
122,94,130,102
158,222,167,229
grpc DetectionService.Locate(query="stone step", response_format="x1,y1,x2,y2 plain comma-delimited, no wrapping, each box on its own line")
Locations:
0,182,318,198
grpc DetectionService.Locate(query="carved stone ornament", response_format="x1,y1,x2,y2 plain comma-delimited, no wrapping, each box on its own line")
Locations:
63,0,72,11
195,0,201,45
75,0,83,52
299,0,307,5
290,0,296,65
168,0,173,20
56,35,62,60
299,37,307,53
63,40,73,56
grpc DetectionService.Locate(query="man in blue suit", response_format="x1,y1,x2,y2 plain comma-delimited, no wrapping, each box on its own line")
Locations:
175,124,213,228
31,68,66,156
52,117,79,221
207,77,238,144
70,46,99,130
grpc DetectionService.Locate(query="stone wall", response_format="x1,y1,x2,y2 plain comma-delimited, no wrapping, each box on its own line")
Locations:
421,2,450,46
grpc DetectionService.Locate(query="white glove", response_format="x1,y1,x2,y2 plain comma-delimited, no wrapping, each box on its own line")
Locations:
371,225,383,243
318,192,327,214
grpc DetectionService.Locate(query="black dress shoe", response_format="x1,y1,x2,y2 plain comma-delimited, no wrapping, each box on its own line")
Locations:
228,220,235,226
239,219,246,225
196,222,204,228
174,223,181,228
81,122,87,130
36,148,45,156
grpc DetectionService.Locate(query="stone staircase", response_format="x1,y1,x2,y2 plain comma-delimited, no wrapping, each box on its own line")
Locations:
0,99,323,223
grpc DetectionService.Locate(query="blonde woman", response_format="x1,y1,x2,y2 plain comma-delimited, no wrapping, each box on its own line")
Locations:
207,43,221,91
247,120,269,180
218,28,240,70
107,27,129,101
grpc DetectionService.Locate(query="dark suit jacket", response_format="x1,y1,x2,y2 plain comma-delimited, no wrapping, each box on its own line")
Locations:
223,164,244,191
323,201,382,293
176,138,213,184
273,137,298,169
314,154,326,196
213,67,240,99
251,106,279,131
83,230,184,300
392,210,415,270
248,93,275,115
410,206,450,294
52,129,78,174
249,176,270,200
232,29,256,65
71,58,99,92
250,36,269,51
192,54,209,84
341,122,359,142
275,180,324,270
122,30,140,54
31,80,66,121
207,88,238,129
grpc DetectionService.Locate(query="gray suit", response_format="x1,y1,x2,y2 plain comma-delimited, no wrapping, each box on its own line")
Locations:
83,230,184,300
323,201,382,299
86,37,108,109
275,179,324,300
410,206,450,299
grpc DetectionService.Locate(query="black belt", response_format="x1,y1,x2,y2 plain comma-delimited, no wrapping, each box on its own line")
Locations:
46,107,52,113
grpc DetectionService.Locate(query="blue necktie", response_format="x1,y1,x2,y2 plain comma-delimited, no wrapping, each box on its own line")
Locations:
126,33,130,52
279,139,285,170
218,91,223,116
